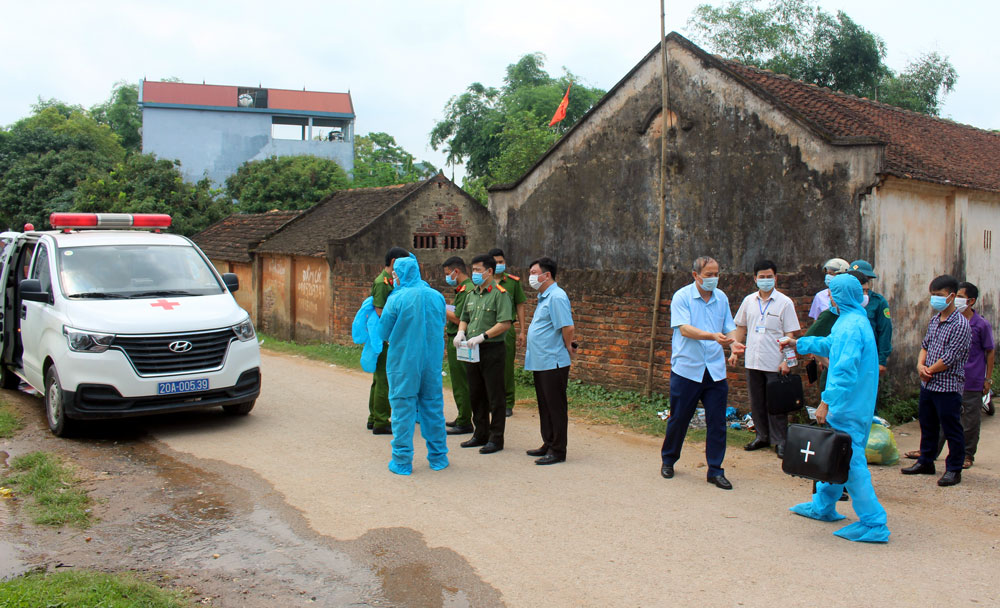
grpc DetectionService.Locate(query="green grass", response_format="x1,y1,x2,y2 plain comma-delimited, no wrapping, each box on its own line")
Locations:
0,570,188,608
4,451,92,527
258,333,363,369
0,397,22,438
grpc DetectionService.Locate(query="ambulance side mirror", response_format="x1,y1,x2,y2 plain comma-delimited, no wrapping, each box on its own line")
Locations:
20,279,50,303
222,273,239,293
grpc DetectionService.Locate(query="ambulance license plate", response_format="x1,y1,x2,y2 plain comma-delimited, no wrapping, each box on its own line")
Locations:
158,378,209,395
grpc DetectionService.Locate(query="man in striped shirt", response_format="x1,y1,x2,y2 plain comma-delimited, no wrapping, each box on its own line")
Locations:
901,274,971,487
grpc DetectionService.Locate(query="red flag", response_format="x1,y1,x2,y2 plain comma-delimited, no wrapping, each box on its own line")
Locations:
548,83,571,126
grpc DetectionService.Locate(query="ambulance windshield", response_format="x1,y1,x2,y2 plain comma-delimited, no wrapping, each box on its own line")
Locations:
57,245,224,299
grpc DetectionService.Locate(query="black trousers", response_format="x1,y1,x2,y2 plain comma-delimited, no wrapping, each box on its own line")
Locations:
533,366,570,458
464,341,507,445
746,369,789,447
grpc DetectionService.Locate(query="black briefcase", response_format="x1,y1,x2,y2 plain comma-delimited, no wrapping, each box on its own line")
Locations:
765,374,805,415
782,424,852,484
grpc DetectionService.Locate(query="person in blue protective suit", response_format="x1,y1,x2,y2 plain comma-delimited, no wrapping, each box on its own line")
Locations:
784,273,891,543
377,255,449,475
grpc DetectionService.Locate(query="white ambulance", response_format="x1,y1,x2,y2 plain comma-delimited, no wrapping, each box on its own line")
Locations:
0,213,261,436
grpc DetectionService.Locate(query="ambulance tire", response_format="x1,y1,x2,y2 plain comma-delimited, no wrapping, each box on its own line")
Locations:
223,400,255,416
1,366,19,390
44,366,75,437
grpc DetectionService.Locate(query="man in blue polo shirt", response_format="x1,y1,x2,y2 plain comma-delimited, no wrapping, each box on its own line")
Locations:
661,256,746,490
524,257,576,465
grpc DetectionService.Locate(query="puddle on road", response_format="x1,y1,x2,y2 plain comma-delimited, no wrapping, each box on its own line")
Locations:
1,393,502,607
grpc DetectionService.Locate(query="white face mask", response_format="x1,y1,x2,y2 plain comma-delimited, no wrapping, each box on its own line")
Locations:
529,273,544,290
955,297,969,313
862,294,870,308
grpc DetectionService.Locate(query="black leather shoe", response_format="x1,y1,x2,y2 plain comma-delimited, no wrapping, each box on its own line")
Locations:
901,462,936,475
535,454,565,465
661,464,674,479
367,421,374,430
460,438,488,448
526,447,548,457
446,425,474,435
445,418,458,428
707,475,733,490
775,444,785,459
372,426,392,435
744,438,769,451
479,442,503,454
937,470,961,486
506,407,513,417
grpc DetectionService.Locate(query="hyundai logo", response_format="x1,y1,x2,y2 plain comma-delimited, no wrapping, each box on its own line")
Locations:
168,340,193,353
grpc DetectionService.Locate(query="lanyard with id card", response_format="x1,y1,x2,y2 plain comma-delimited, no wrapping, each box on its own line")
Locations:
755,297,773,334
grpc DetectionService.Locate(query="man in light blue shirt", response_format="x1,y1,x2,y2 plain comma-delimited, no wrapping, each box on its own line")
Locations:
661,256,745,490
524,257,576,465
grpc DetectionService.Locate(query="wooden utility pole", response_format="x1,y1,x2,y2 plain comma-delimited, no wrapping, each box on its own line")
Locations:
644,0,670,396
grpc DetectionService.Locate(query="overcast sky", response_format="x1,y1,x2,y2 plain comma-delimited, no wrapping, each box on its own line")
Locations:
2,0,997,178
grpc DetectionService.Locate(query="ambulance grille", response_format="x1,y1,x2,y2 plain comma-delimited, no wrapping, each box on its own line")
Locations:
112,329,234,376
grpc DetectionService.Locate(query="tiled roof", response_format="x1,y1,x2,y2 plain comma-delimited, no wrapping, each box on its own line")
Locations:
719,59,1000,193
193,210,303,263
255,179,431,257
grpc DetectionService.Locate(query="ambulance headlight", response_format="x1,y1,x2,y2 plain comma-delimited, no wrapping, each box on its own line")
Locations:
63,327,115,353
232,318,256,342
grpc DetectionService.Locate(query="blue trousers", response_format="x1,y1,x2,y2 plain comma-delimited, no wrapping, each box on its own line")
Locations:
661,371,728,478
388,384,449,475
918,388,965,472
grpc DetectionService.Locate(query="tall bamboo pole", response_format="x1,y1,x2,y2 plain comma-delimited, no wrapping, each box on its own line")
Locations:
644,0,670,397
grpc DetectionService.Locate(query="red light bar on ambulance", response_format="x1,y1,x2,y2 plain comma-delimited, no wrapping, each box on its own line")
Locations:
49,213,172,230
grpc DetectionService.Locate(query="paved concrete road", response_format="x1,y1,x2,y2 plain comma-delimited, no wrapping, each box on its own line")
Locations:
151,351,1000,607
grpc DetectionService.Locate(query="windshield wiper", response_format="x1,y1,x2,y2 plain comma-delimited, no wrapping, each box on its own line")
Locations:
127,290,200,298
66,292,130,299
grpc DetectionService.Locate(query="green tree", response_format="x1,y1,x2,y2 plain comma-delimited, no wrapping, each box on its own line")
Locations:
0,106,125,230
225,155,350,213
74,153,227,236
91,81,142,154
353,132,437,188
688,0,957,114
430,53,605,186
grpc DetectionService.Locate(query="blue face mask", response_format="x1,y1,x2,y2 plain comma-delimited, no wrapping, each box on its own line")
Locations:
824,274,834,287
699,276,719,292
445,274,457,286
495,263,506,274
472,272,485,286
930,295,951,311
756,278,775,292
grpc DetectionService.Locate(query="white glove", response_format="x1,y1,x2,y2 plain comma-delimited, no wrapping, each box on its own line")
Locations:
467,333,486,346
453,331,466,349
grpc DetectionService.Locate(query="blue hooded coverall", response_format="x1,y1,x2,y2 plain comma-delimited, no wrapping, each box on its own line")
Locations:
792,274,891,543
377,256,449,475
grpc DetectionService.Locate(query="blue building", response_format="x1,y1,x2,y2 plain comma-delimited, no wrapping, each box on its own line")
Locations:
140,80,355,186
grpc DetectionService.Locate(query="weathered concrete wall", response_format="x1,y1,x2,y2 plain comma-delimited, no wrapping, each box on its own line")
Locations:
862,178,1000,390
329,178,496,267
208,259,255,320
490,38,883,275
260,254,292,338
292,256,331,342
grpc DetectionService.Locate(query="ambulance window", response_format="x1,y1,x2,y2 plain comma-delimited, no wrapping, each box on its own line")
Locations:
19,243,36,279
30,244,52,293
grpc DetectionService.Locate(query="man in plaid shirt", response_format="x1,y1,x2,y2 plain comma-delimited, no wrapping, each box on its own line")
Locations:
902,275,971,486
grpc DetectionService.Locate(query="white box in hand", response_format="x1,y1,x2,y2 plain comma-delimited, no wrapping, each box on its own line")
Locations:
455,342,480,363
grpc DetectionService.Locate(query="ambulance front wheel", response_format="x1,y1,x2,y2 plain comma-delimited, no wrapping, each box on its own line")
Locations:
223,400,255,416
44,366,76,437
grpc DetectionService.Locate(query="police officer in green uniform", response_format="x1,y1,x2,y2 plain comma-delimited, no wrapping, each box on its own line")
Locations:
368,247,410,434
849,260,893,372
454,254,514,453
442,256,475,434
489,248,527,417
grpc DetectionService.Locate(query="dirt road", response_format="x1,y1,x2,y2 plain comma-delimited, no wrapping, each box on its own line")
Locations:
141,351,998,607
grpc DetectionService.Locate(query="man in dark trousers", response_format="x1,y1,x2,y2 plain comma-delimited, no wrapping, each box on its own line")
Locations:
524,257,575,465
660,256,745,490
442,257,475,435
368,246,409,435
454,254,513,454
490,248,527,417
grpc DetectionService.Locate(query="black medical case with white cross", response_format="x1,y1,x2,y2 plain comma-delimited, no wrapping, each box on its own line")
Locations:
781,424,853,484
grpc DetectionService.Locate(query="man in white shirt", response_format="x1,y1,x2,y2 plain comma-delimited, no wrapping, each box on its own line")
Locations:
730,260,801,458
